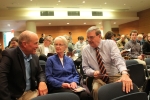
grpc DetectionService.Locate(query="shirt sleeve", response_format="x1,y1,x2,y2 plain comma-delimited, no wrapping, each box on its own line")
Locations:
110,41,127,73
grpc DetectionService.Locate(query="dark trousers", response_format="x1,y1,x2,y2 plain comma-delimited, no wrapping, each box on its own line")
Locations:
50,88,93,100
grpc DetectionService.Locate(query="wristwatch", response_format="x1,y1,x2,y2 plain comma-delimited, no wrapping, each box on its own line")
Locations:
121,71,130,76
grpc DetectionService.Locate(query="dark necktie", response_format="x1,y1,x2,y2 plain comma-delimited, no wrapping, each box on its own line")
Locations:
95,47,109,83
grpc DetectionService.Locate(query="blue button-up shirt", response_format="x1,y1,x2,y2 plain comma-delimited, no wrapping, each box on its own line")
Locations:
20,48,32,91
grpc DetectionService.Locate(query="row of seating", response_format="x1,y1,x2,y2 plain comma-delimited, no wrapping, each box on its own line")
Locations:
31,82,148,100
38,55,150,100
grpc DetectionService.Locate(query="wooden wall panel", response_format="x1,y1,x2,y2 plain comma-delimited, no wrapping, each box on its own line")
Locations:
137,8,150,18
0,32,3,50
112,28,119,34
119,8,150,35
119,20,139,35
137,9,150,33
37,25,92,43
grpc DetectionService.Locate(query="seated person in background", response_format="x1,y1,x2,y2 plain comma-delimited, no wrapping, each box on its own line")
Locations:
124,30,146,65
63,35,74,53
137,34,144,46
45,36,91,100
143,33,150,56
104,31,116,41
36,36,55,56
82,26,132,100
117,35,128,51
0,30,48,100
73,36,86,56
9,36,19,48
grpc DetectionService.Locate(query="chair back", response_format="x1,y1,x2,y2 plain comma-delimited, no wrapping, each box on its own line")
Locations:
145,58,150,68
39,54,47,61
112,92,148,100
98,82,139,100
125,60,138,67
31,92,80,100
127,64,146,88
39,60,46,72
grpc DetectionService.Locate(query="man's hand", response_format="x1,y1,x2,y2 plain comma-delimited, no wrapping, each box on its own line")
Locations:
138,55,143,60
38,82,48,96
62,83,71,89
93,71,100,78
117,74,133,93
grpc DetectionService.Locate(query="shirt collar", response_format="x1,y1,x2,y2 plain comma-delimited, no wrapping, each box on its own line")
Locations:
19,47,32,61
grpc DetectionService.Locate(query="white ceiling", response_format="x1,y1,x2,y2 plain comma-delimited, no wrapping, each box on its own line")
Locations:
0,0,150,31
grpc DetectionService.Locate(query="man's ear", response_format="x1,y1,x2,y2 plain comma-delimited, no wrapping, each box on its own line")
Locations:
21,41,27,48
98,34,101,38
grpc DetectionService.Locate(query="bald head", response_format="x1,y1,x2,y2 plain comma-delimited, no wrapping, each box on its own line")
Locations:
18,30,39,55
18,30,38,46
121,35,125,38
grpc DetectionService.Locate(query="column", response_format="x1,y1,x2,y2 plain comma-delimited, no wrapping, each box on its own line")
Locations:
26,21,36,33
103,20,111,35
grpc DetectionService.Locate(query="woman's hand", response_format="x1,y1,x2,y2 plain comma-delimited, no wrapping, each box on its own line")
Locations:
70,82,77,89
62,83,71,89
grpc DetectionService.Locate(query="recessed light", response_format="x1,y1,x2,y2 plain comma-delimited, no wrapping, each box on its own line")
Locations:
99,22,102,24
56,4,58,5
113,22,116,24
7,24,10,26
30,0,32,1
124,4,126,5
48,23,51,25
82,1,85,3
67,23,69,24
84,22,86,24
104,2,107,4
58,0,61,2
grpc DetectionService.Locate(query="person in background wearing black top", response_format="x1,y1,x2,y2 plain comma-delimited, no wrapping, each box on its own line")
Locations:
143,33,150,56
39,33,45,44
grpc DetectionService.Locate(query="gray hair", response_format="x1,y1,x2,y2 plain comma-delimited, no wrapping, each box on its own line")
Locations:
44,36,52,42
18,30,36,46
137,34,143,38
86,26,101,35
54,36,68,46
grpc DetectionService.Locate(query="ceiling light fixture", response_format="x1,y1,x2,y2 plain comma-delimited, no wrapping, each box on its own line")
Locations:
30,0,32,1
113,22,116,24
56,4,58,5
104,2,107,4
7,24,10,26
84,22,86,24
82,1,85,3
99,22,102,24
58,0,61,2
67,23,69,24
48,23,51,25
124,4,126,5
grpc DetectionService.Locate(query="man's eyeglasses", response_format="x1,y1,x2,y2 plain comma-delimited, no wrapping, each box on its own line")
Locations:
54,44,65,46
87,36,97,40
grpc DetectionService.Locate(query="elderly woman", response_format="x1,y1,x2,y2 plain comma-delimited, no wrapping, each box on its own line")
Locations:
45,36,91,100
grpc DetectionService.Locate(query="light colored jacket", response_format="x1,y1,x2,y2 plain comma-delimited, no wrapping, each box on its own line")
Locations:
36,44,55,56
